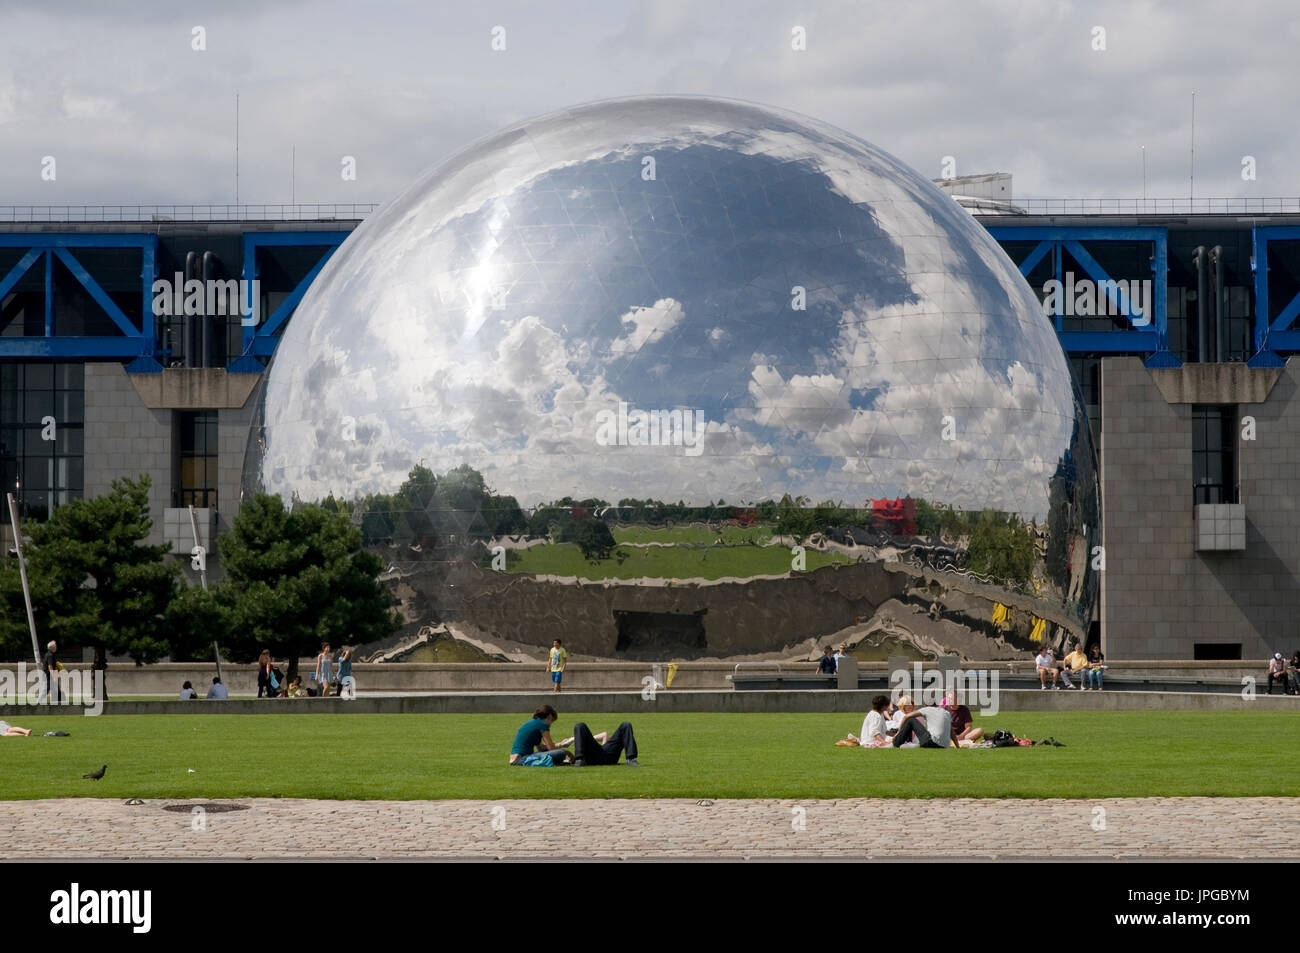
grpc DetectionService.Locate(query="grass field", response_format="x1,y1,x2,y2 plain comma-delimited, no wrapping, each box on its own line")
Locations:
506,541,851,579
2,711,1298,801
611,525,775,545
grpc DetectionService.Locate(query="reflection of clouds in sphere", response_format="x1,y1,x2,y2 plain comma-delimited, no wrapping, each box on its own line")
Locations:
250,94,1093,528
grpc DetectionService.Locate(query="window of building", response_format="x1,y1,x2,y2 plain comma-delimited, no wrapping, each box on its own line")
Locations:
0,363,85,523
1191,404,1237,504
178,411,218,508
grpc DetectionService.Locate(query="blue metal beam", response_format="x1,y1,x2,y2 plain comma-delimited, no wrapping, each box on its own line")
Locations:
1012,240,1052,278
985,226,1168,242
0,248,41,300
1061,240,1145,324
237,230,349,364
258,246,337,338
51,247,141,339
44,251,53,337
1057,331,1161,352
0,337,148,358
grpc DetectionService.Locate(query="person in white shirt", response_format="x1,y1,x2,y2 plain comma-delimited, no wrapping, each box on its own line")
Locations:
859,695,891,747
178,681,198,700
206,677,228,700
1035,648,1061,689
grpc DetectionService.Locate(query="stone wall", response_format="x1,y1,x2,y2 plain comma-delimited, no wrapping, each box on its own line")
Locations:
423,561,909,657
1100,356,1300,659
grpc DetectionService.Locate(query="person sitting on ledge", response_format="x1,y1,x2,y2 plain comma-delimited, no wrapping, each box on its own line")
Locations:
178,681,199,700
510,705,572,765
1035,647,1061,690
206,677,228,700
1267,653,1289,695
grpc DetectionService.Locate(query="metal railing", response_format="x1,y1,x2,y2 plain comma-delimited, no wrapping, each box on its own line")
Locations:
979,196,1300,216
0,204,379,223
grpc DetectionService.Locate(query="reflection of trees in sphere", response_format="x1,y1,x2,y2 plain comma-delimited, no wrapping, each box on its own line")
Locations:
245,95,1097,655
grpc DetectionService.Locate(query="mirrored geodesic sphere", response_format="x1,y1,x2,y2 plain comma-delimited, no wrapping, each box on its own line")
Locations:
244,95,1097,659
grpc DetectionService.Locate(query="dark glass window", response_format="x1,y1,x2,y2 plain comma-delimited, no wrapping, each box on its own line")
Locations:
178,411,218,508
1192,405,1236,504
0,363,85,523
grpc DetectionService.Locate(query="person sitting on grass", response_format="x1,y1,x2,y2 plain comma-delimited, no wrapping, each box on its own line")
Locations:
1035,647,1061,690
890,694,957,748
837,694,891,746
178,680,199,700
942,692,984,745
0,720,32,736
509,704,571,765
206,677,228,700
861,694,891,746
562,721,640,766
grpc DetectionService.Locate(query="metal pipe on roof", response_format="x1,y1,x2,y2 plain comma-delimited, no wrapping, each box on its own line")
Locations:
1193,246,1207,363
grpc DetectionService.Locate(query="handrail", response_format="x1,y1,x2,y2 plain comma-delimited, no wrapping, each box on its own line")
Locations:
0,204,379,223
733,661,784,674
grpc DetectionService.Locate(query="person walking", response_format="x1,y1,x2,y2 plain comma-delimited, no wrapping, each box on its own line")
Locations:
38,640,60,704
315,642,334,697
92,645,109,702
548,639,567,693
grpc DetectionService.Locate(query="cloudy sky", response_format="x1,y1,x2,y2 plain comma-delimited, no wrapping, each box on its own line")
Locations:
1,0,1297,209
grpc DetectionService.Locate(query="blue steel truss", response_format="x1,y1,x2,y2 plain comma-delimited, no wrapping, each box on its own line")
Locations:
228,231,349,372
0,233,160,370
7,223,1300,372
986,226,1177,367
1248,226,1300,367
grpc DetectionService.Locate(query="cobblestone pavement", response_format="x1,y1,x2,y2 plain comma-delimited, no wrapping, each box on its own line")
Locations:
4,797,1299,860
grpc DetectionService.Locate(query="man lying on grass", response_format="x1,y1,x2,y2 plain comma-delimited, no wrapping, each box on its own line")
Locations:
508,705,640,766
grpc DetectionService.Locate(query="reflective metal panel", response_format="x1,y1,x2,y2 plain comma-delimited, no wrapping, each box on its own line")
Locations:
245,96,1098,658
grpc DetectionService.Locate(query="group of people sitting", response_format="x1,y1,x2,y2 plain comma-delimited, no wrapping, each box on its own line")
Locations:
509,705,641,766
173,644,357,701
178,678,227,699
838,692,984,749
1266,652,1300,695
1035,641,1106,690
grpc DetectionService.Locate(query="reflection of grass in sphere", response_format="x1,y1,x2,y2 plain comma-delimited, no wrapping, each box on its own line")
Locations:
506,540,853,580
612,525,775,546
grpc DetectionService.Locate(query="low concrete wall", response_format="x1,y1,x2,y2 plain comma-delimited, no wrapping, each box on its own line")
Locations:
3,689,1293,718
0,658,1282,695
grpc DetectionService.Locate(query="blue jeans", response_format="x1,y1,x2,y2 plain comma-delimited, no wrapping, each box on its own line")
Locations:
1086,669,1103,688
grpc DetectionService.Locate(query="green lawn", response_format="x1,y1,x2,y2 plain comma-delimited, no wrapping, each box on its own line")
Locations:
506,541,851,579
2,711,1298,801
